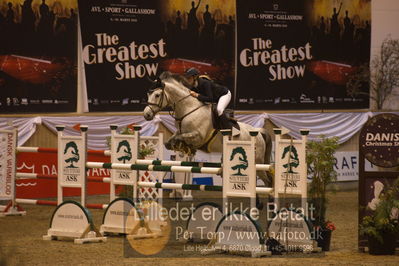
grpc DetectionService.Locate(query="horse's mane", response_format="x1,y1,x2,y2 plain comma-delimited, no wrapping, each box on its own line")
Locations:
159,71,192,91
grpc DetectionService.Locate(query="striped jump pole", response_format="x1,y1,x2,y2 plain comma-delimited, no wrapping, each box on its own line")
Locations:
137,159,222,168
86,162,222,175
16,147,271,170
135,159,272,172
16,147,57,153
15,199,108,209
15,172,111,183
15,199,58,206
138,181,223,192
16,146,111,156
138,181,274,195
85,203,108,209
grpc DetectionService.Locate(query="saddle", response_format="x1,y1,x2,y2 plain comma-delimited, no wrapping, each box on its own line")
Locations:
211,105,240,131
198,106,240,153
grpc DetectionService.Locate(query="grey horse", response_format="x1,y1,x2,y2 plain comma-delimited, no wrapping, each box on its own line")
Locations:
143,71,272,185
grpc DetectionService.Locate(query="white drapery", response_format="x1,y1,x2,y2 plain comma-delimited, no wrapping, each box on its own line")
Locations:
1,112,398,149
0,117,42,146
267,112,374,143
41,116,160,150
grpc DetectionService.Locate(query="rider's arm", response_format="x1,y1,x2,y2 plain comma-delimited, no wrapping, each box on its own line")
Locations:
196,79,214,103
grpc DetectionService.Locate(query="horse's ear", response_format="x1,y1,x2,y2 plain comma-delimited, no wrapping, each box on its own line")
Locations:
158,79,165,89
147,76,164,91
147,76,157,84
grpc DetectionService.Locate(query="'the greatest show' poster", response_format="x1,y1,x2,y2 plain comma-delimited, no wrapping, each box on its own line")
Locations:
235,0,371,110
79,0,235,112
0,0,77,113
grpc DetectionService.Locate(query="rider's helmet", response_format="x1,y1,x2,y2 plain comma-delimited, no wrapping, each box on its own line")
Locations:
184,67,200,77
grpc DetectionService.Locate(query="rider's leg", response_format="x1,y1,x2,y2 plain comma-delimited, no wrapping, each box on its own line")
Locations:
216,90,231,116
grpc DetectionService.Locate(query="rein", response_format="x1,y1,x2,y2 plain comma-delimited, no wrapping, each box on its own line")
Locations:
171,91,208,134
175,104,207,122
146,86,168,114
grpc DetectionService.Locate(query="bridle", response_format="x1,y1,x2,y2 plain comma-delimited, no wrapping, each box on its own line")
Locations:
146,78,169,115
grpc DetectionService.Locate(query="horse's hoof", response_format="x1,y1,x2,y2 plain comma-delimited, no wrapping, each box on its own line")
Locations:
165,142,172,150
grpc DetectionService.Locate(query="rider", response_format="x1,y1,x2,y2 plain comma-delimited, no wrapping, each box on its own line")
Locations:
184,67,231,117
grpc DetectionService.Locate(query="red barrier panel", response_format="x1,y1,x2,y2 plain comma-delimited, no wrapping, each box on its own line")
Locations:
16,152,112,199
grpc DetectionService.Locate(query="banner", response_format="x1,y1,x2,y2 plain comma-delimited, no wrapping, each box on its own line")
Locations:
78,0,235,111
358,113,399,249
0,0,78,113
16,152,110,199
235,0,371,110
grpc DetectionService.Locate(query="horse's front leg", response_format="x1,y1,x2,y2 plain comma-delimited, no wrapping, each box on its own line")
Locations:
174,131,202,155
165,132,179,150
165,131,200,148
177,131,202,146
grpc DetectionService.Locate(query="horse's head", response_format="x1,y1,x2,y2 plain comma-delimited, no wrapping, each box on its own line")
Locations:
143,77,168,121
144,72,194,121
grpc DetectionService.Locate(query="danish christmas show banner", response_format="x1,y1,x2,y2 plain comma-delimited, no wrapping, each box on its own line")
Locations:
78,0,235,112
235,0,371,110
0,0,78,113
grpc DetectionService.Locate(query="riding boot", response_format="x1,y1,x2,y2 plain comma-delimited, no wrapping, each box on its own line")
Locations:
218,115,231,130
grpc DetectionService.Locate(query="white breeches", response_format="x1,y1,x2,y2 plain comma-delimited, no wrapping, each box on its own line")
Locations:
217,90,231,116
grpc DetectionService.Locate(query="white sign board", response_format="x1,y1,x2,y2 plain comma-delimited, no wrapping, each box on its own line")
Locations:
325,152,379,182
274,139,307,197
59,136,86,188
333,152,358,181
0,129,16,200
223,139,256,199
111,134,138,185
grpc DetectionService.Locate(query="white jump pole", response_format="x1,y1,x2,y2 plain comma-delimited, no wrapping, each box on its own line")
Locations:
86,162,223,174
14,145,271,170
137,181,273,194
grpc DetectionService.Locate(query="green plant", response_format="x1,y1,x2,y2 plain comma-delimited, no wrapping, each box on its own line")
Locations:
306,135,339,228
360,178,399,244
138,141,156,159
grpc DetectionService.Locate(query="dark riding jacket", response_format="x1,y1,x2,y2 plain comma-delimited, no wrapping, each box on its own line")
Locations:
191,77,228,103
